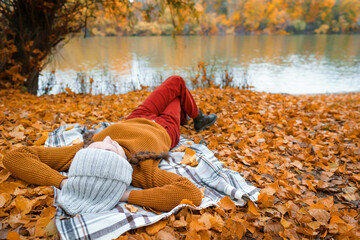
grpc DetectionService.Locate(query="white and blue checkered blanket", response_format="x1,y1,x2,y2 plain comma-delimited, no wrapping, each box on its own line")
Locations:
46,122,260,240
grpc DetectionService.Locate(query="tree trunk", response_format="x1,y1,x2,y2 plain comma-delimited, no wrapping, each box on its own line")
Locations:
1,0,86,95
25,70,39,95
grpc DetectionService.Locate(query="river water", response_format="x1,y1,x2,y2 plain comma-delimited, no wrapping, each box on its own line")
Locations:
39,35,360,95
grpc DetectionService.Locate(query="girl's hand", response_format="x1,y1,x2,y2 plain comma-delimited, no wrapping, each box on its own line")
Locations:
119,190,130,202
59,179,67,189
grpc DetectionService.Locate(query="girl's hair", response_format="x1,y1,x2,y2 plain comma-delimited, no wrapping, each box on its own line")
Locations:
127,151,170,166
82,131,171,166
83,131,95,148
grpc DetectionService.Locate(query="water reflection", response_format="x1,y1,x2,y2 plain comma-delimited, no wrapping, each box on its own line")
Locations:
39,35,360,95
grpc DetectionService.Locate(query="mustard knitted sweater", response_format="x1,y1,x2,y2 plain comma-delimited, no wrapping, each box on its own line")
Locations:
3,118,202,212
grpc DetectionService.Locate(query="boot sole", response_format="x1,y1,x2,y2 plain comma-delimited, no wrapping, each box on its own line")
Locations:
195,115,218,132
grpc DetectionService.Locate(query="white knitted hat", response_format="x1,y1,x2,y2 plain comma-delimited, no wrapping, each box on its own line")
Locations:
57,148,133,215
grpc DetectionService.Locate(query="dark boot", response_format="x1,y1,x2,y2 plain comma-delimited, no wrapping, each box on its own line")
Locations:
194,109,217,132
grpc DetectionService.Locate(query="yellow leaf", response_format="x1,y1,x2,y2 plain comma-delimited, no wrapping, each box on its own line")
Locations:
44,218,58,237
318,196,333,210
6,231,20,240
0,192,11,208
40,206,56,218
14,195,33,215
0,169,11,184
306,179,317,192
257,192,274,208
281,217,292,228
0,181,26,195
291,160,303,169
208,214,225,232
330,215,345,224
173,216,188,228
35,217,51,237
65,126,74,131
180,148,198,166
145,219,168,235
72,138,83,145
308,209,330,224
34,132,49,146
350,174,360,182
172,145,188,152
214,206,226,218
65,87,73,93
125,203,140,213
156,229,177,240
180,199,195,207
218,196,235,211
143,206,161,215
198,213,212,230
9,129,25,140
261,181,280,195
307,221,322,230
8,210,30,228
247,201,261,215
43,112,54,122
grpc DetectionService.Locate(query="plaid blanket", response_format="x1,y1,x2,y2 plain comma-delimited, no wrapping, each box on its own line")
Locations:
46,123,260,240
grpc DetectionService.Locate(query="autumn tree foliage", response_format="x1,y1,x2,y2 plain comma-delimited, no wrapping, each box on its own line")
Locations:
87,0,360,36
0,0,196,95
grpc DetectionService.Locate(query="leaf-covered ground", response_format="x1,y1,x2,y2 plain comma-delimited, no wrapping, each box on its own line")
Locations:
0,88,359,239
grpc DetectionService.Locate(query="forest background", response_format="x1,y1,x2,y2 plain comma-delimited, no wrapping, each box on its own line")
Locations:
89,0,360,36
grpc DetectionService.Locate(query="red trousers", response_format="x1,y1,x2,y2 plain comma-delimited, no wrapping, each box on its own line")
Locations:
126,76,199,149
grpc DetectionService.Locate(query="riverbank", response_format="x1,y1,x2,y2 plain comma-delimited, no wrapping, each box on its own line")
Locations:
0,88,359,239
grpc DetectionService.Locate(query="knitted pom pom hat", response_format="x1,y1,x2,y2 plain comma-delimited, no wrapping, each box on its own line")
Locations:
57,148,133,215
